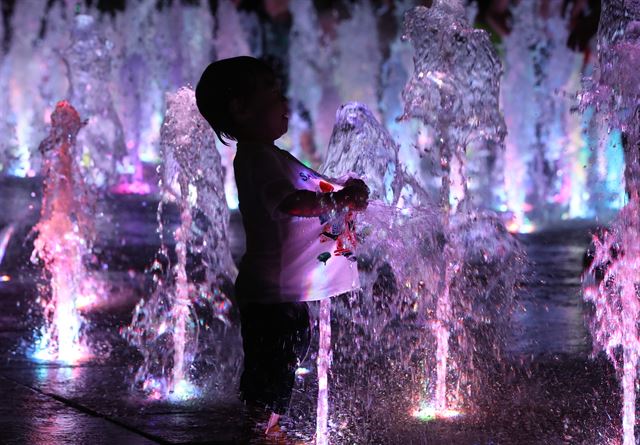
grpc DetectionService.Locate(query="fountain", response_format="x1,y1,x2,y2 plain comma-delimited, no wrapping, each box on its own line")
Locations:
333,0,382,119
123,87,238,400
319,101,439,443
324,103,405,205
0,224,16,268
398,1,523,416
287,0,324,164
318,44,522,438
581,2,640,444
108,0,159,193
65,14,126,189
0,0,621,228
30,100,104,363
314,101,431,442
0,0,634,443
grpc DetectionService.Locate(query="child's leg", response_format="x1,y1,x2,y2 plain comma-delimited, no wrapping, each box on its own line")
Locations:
239,302,311,418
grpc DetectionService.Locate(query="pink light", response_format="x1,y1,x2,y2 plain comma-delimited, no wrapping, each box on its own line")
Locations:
30,101,98,366
112,181,152,195
75,292,99,310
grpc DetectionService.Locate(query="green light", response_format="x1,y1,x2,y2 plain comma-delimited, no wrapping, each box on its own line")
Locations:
412,404,463,422
413,405,437,421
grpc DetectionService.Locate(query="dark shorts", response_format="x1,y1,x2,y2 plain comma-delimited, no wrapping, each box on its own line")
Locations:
238,301,311,414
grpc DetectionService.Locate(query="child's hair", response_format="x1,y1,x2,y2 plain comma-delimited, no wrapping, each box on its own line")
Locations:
195,56,276,145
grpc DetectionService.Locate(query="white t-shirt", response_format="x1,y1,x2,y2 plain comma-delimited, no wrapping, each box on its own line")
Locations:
234,143,360,304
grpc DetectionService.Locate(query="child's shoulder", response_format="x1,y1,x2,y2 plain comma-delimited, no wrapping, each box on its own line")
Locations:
237,143,318,177
252,144,300,168
272,146,309,168
235,144,289,174
236,143,274,162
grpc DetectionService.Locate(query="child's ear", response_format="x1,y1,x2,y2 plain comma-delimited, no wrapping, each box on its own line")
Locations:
230,98,250,122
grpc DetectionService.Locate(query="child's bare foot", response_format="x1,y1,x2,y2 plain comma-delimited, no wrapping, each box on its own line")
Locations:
265,412,280,435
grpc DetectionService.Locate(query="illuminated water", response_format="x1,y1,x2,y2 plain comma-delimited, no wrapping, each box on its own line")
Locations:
0,1,626,225
30,101,104,363
315,298,331,445
583,201,640,445
65,14,126,189
318,5,524,431
123,87,237,400
399,1,521,415
581,2,640,444
0,0,637,443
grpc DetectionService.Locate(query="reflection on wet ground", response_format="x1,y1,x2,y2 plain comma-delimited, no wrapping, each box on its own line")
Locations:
0,187,623,444
510,229,593,357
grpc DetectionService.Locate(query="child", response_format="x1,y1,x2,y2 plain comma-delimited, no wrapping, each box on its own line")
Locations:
195,56,369,435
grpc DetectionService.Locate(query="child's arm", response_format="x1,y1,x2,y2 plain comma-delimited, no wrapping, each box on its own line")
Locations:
278,179,369,217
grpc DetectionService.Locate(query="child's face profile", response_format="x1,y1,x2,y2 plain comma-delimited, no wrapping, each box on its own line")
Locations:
235,72,289,144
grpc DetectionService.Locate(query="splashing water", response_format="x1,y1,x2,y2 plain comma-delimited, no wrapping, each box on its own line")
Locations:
500,2,594,228
322,99,441,442
319,101,434,442
583,201,640,445
0,223,16,268
30,101,104,363
401,2,505,213
124,87,237,400
1,0,51,177
214,0,252,61
0,1,621,230
581,2,640,444
287,0,324,163
399,1,517,417
324,103,405,205
379,2,442,209
315,298,331,445
64,14,126,189
108,0,157,192
320,97,521,443
334,1,382,119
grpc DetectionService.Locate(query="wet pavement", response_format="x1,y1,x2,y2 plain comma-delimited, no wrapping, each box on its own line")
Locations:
0,179,624,444
0,373,155,445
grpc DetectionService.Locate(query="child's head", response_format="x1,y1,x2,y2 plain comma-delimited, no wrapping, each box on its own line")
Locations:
196,56,289,145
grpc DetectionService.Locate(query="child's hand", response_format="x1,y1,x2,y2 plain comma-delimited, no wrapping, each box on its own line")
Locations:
343,177,369,193
340,178,369,211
